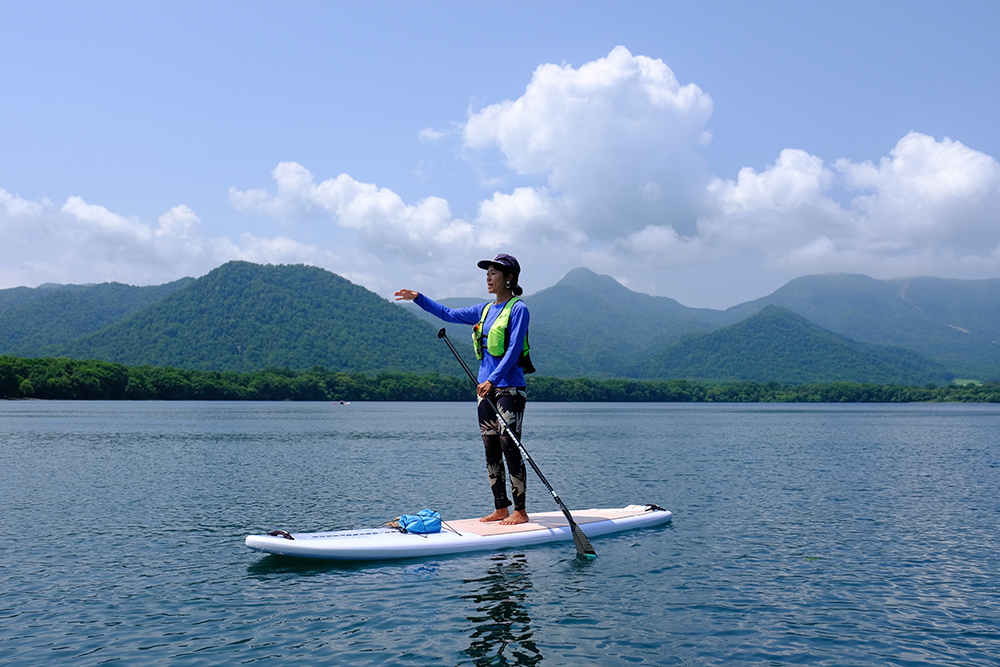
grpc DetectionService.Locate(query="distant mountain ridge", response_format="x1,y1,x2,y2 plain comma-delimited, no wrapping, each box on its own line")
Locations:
637,305,947,385
722,273,1000,378
20,262,458,374
0,279,194,356
405,267,996,382
1,262,996,383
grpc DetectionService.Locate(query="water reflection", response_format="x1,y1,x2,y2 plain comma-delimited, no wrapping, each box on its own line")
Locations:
246,553,365,578
460,553,542,666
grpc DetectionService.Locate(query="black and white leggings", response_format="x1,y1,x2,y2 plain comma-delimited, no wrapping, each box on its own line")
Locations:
477,386,528,511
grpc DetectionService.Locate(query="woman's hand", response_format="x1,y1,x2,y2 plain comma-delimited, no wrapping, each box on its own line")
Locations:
477,380,493,398
394,289,419,301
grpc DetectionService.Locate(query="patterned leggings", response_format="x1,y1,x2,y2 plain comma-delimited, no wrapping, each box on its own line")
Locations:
477,386,528,511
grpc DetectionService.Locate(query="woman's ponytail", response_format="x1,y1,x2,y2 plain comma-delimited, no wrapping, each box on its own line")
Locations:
505,271,523,296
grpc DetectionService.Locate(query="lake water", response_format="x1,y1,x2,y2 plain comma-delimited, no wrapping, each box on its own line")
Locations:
2,400,999,666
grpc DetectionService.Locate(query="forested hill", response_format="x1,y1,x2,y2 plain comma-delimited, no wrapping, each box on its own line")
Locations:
509,268,997,382
405,267,724,377
635,306,950,385
39,262,459,374
1,262,996,384
521,267,724,378
0,279,193,356
723,273,1000,379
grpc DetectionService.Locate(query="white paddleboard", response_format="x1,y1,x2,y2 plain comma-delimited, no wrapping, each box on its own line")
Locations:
245,505,672,560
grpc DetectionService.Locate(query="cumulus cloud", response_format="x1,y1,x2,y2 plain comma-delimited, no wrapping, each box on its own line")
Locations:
230,162,476,258
460,47,1000,297
0,187,331,289
692,132,1000,281
474,187,585,248
5,47,1000,308
226,162,497,294
1,188,45,219
836,132,1000,252
62,196,155,247
698,149,850,255
464,45,714,239
157,204,200,238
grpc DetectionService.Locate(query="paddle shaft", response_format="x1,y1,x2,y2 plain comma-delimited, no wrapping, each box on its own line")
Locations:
437,327,596,557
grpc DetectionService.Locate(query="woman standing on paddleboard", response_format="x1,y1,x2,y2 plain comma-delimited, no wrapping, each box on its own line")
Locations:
395,253,534,526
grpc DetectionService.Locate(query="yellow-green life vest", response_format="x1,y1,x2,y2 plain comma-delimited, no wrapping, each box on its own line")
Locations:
472,297,534,373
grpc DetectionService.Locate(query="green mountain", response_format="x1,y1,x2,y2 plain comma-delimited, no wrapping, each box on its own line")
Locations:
496,268,994,381
637,305,950,385
521,267,725,378
4,262,998,383
724,274,1000,379
400,269,950,384
402,268,725,378
42,261,458,374
0,279,194,356
0,285,55,312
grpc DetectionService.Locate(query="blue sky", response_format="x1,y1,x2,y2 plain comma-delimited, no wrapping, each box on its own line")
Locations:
2,1,999,308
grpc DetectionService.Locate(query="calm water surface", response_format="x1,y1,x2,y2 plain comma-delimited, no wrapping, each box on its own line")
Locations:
1,401,998,665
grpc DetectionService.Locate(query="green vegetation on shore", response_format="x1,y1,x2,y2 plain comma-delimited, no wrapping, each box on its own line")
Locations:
3,356,999,403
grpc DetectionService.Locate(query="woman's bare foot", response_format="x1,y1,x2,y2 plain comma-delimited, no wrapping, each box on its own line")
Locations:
480,508,509,522
499,510,529,525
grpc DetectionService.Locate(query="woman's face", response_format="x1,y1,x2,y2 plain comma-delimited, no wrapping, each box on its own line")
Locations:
485,266,507,295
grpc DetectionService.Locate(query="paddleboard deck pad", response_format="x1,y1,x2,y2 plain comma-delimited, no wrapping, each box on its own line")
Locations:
245,504,672,560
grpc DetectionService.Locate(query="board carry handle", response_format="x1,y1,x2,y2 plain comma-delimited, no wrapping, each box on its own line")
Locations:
437,327,597,558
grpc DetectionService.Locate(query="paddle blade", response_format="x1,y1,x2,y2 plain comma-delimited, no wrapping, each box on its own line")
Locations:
572,524,597,558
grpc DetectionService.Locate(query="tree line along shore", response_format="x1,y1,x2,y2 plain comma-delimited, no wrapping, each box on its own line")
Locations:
2,355,999,403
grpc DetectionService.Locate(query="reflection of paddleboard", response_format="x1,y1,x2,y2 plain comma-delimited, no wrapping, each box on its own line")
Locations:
245,505,672,560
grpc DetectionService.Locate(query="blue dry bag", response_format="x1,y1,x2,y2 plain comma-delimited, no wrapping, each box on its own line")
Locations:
396,509,442,534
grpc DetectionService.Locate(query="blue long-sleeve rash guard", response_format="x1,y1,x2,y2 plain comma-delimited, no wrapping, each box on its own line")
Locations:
414,293,529,387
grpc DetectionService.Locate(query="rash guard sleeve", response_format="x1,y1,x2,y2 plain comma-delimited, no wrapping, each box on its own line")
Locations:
412,293,485,326
412,293,530,388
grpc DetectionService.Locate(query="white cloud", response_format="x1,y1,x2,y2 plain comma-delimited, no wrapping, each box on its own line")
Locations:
698,149,851,254
157,204,200,238
1,188,45,219
836,132,1000,252
463,45,714,239
691,132,1000,282
474,187,584,247
612,224,707,265
5,48,1000,309
230,162,477,259
709,149,834,215
0,188,333,289
419,127,446,142
62,196,155,246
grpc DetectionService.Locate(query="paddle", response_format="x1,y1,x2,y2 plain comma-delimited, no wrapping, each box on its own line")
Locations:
438,327,597,558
